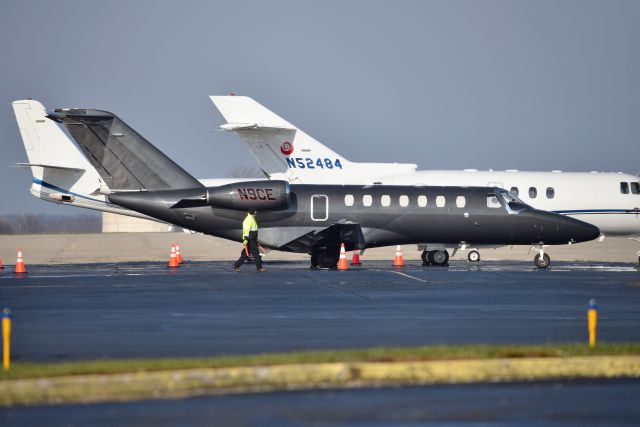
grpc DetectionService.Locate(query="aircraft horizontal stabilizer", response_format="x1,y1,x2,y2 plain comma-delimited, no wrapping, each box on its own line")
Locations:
14,163,85,173
211,96,293,129
219,123,295,132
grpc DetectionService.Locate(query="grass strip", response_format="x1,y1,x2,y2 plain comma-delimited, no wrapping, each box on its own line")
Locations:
2,342,640,381
1,355,639,406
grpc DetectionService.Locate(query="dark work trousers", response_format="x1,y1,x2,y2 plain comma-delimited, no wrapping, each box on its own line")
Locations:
234,239,262,270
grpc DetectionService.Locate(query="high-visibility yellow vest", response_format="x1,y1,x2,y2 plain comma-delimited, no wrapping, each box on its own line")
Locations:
242,214,258,239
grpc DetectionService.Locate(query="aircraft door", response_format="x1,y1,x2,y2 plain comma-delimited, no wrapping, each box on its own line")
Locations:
311,195,328,221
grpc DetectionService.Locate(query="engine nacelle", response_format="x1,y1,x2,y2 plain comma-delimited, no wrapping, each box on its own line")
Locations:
206,180,290,211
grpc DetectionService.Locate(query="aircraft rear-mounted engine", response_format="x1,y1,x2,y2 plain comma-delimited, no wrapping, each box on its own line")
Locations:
206,180,290,210
170,180,291,210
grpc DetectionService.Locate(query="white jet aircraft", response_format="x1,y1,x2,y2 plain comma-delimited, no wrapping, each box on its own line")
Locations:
210,95,640,266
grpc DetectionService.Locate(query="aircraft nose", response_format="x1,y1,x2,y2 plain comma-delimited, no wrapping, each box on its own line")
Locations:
561,216,600,243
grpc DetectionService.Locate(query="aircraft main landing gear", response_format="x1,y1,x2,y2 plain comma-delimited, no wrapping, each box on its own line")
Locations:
422,250,449,266
311,247,339,269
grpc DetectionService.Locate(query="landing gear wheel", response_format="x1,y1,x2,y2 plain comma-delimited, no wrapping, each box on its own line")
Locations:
534,253,551,269
428,250,449,266
318,250,339,269
310,250,319,270
421,250,430,266
467,250,481,263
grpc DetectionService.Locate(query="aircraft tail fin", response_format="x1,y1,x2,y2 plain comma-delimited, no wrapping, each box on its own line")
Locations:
12,100,165,219
211,95,350,183
12,100,106,201
13,100,92,171
48,108,202,191
210,95,417,184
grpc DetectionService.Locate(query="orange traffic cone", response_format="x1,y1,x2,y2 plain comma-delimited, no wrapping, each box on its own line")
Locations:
337,243,348,270
351,251,361,266
167,245,179,268
0,257,4,270
14,249,26,274
175,243,183,264
393,245,404,267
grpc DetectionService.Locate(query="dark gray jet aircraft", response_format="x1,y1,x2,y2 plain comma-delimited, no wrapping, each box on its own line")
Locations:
48,109,600,269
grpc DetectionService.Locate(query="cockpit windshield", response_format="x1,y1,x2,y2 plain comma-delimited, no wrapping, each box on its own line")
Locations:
496,189,530,213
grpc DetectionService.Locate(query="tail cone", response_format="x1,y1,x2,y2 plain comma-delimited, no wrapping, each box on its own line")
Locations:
393,245,404,267
14,249,27,274
337,243,348,271
168,245,179,268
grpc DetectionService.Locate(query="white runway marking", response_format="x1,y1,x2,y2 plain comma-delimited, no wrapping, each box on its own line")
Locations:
372,269,429,283
563,265,639,272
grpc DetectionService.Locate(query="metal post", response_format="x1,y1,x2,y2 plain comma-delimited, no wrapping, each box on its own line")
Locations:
588,299,598,349
2,308,11,370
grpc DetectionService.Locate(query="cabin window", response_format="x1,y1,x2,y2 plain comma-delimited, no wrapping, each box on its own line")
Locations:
417,195,427,207
546,187,555,199
363,194,372,207
510,187,519,197
620,182,629,194
456,196,466,208
487,194,501,208
631,182,640,194
436,195,445,207
344,194,354,207
381,195,391,207
528,187,537,198
399,195,409,207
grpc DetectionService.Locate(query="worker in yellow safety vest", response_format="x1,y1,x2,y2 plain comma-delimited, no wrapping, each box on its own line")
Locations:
234,209,267,272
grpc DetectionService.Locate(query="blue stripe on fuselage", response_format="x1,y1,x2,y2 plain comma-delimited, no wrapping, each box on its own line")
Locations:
553,209,638,215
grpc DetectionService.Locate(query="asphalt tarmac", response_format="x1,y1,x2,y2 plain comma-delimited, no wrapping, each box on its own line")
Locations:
3,380,640,426
1,260,639,361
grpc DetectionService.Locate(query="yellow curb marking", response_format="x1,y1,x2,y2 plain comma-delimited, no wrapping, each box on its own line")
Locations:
1,355,639,406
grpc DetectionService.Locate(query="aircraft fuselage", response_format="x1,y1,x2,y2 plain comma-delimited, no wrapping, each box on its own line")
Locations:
109,184,600,253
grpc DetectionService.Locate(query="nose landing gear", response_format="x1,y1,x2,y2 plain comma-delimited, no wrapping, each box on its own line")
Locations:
467,250,481,263
533,247,551,269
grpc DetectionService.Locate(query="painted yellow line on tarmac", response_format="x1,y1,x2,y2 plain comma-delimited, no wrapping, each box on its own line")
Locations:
1,355,639,406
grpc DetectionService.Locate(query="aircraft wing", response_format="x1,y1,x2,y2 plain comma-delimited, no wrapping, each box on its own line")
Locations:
260,222,366,253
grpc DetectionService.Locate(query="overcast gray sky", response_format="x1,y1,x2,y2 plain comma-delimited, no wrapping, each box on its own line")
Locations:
1,0,639,215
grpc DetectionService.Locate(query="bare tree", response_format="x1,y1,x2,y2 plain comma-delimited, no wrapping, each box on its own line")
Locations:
16,213,44,234
0,218,13,234
0,214,101,234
